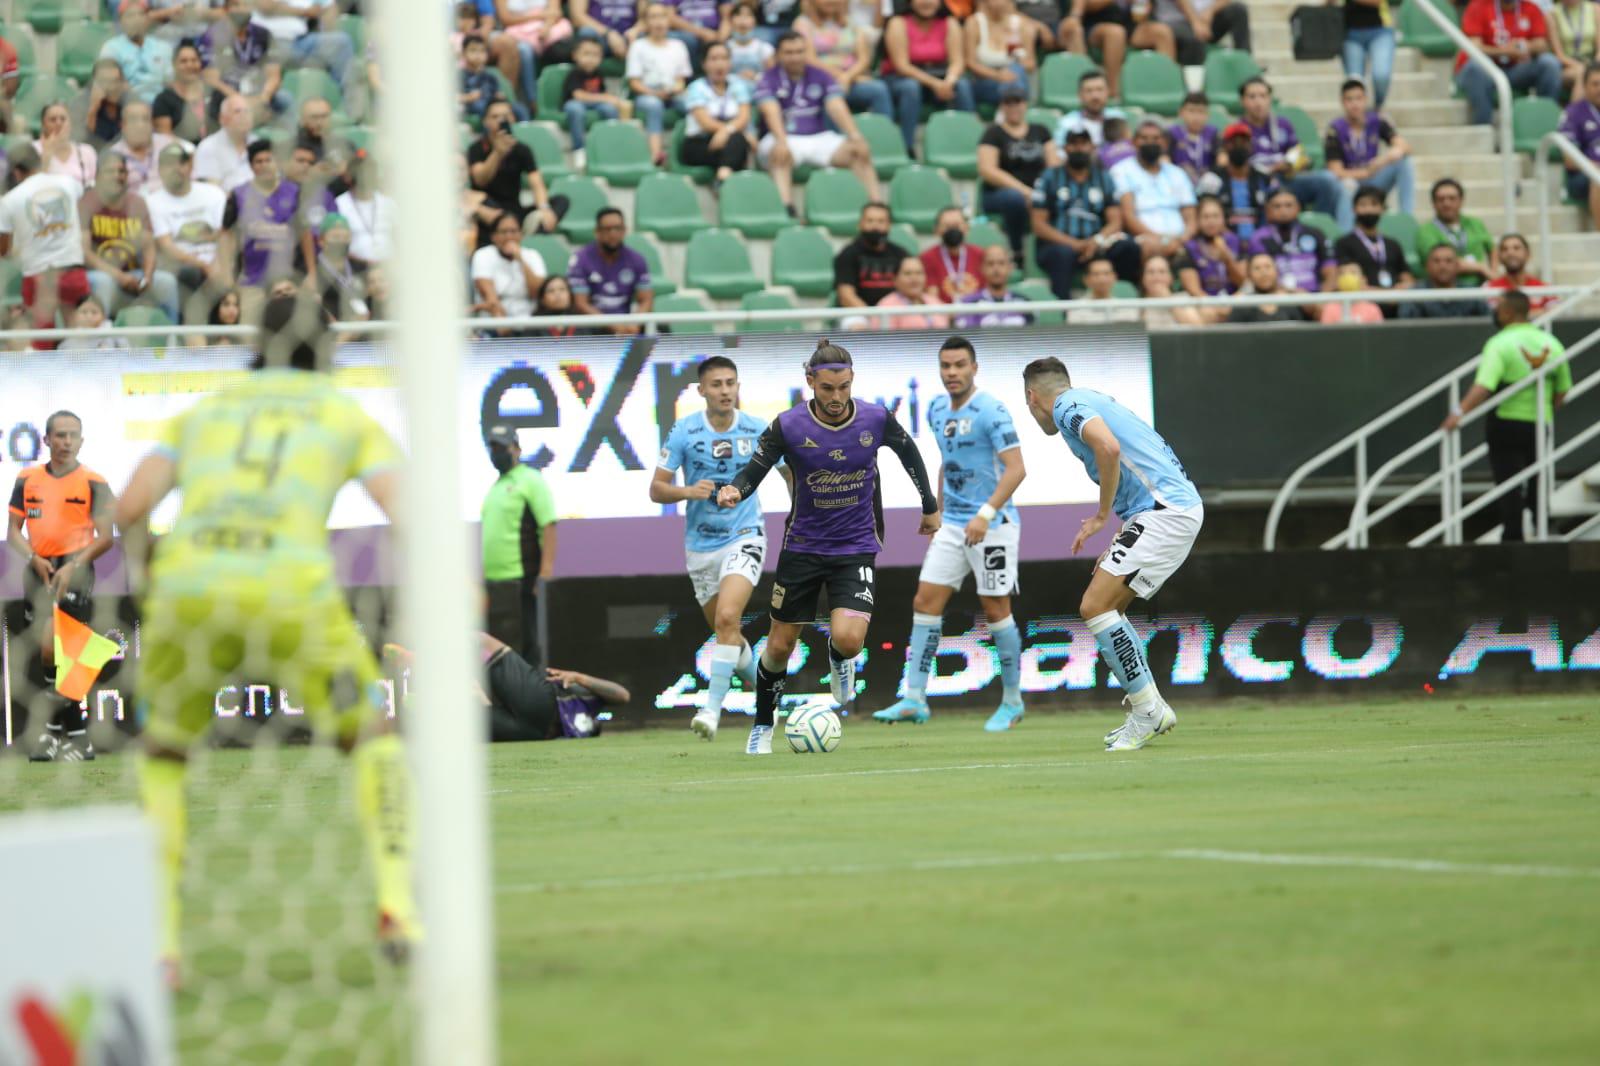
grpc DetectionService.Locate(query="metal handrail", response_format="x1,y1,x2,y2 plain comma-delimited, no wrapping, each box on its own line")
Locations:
1411,0,1518,225
1339,324,1600,546
1259,276,1600,549
1536,131,1600,280
4,285,1595,344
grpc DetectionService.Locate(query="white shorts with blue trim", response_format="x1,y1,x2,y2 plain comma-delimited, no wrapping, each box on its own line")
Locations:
686,536,767,606
1097,504,1203,599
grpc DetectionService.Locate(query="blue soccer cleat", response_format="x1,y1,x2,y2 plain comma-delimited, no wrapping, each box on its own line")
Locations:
872,696,930,724
983,698,1025,732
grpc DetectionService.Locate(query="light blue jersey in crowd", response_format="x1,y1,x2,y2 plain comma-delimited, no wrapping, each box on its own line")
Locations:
1052,389,1200,520
658,410,767,553
928,390,1023,527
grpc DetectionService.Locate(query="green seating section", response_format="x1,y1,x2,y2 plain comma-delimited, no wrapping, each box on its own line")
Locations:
924,111,984,180
514,121,573,184
57,21,114,85
549,175,611,241
1512,97,1563,159
740,290,802,331
889,166,955,233
586,120,655,186
1203,49,1262,115
804,168,870,236
771,227,836,297
719,171,795,238
685,229,763,298
1040,52,1097,112
1121,52,1185,116
635,172,704,241
625,233,677,296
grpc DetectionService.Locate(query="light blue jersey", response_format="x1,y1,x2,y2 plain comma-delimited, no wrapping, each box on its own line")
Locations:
928,390,1022,527
658,410,767,552
1053,389,1199,520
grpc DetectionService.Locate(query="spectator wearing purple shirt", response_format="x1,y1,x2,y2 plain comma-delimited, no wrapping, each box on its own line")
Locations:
955,245,1034,328
1245,186,1336,293
200,0,284,123
755,32,878,210
572,0,643,58
1176,194,1245,297
1167,92,1217,182
663,0,725,68
1558,63,1600,228
568,206,654,333
1238,77,1352,232
1323,79,1414,216
218,138,316,300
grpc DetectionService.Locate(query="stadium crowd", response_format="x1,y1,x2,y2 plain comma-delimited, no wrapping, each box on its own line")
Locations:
0,0,1596,348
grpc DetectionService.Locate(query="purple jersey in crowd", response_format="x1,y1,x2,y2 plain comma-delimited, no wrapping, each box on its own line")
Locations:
1181,232,1243,295
228,180,302,287
1247,222,1334,293
1324,113,1392,169
670,0,721,29
955,290,1032,328
1244,114,1299,172
567,242,652,314
589,0,638,32
1167,123,1217,179
731,399,936,556
755,63,839,136
1099,140,1134,170
1558,99,1600,163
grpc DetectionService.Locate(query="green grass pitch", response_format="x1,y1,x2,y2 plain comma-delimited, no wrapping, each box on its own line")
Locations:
6,693,1599,1063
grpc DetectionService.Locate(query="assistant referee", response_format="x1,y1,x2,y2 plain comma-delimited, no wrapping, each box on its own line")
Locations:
6,410,115,760
481,424,558,665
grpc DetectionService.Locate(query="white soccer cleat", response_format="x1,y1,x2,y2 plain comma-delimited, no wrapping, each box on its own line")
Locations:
828,656,856,707
690,710,719,742
1105,696,1176,747
746,724,773,755
1105,699,1176,752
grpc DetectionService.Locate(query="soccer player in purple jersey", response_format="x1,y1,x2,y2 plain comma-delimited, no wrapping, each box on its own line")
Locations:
716,340,941,755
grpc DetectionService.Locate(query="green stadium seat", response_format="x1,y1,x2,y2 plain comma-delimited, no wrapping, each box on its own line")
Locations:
669,124,714,184
1279,106,1323,167
337,13,368,55
6,27,37,84
653,292,715,333
889,222,920,254
685,228,764,298
1299,210,1340,238
635,172,705,242
967,220,1008,249
740,290,802,332
1121,52,1185,116
1203,49,1262,115
1110,280,1140,300
537,64,572,121
1377,213,1422,275
771,227,835,297
1512,96,1564,158
585,120,654,186
521,232,572,275
14,77,77,134
114,305,174,329
1013,279,1059,323
889,165,955,232
1396,0,1458,58
1040,52,1097,112
718,171,794,238
1208,103,1232,129
0,259,22,306
804,168,869,236
335,124,374,154
56,22,115,85
625,232,676,296
856,111,910,179
549,175,611,241
20,0,68,34
1026,106,1062,130
924,111,984,180
512,121,572,182
282,67,343,111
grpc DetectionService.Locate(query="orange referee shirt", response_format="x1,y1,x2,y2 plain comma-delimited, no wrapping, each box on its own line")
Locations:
8,463,111,559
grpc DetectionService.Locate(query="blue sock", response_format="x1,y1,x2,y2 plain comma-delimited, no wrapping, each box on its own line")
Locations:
1085,611,1157,710
705,643,740,717
991,615,1022,704
903,612,941,700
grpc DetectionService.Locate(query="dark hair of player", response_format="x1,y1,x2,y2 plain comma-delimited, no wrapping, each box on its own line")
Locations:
253,293,332,372
1499,289,1531,321
44,410,82,435
939,336,976,362
807,339,853,370
1023,356,1071,389
698,355,738,379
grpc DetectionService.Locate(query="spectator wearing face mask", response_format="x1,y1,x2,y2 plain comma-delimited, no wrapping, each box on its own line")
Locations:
1324,79,1415,217
1111,119,1197,260
1236,76,1353,232
834,201,909,309
1195,121,1276,241
921,206,985,303
1226,252,1309,322
1246,187,1336,293
1400,245,1493,319
1031,120,1141,297
1332,184,1414,316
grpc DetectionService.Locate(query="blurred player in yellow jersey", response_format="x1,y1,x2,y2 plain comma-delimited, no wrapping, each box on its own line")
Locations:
116,294,419,981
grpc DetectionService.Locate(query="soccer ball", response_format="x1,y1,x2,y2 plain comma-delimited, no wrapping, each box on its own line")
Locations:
784,706,842,753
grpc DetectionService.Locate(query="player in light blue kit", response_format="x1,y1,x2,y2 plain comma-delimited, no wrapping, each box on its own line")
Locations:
875,337,1029,732
650,357,776,742
1022,356,1204,751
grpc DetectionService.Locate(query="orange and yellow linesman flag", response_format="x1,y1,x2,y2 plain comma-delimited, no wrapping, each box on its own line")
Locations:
53,607,121,702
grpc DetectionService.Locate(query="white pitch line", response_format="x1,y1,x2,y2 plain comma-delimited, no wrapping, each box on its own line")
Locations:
1167,849,1600,881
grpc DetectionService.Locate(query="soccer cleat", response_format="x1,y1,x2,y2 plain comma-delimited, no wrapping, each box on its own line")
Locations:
60,736,95,762
1105,696,1177,746
28,733,61,762
745,724,773,756
983,698,1025,732
690,710,719,742
377,910,420,966
873,696,930,724
828,657,856,707
1105,701,1176,752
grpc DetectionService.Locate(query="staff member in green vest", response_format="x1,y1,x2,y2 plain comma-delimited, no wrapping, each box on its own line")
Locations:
481,424,559,663
1441,289,1571,542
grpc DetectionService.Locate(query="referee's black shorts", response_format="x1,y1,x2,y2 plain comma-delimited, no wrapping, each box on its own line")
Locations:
769,551,877,625
19,553,95,629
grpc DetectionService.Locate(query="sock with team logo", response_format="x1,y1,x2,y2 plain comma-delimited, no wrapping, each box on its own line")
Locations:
754,655,787,727
1085,611,1157,711
705,643,741,718
735,639,757,690
903,612,942,701
990,615,1022,704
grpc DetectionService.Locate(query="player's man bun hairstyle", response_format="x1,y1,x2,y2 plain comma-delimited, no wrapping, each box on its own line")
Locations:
254,293,333,373
807,339,853,370
1023,356,1071,390
698,354,738,378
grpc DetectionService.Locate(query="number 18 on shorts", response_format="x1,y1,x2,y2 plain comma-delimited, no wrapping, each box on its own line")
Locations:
919,522,1020,595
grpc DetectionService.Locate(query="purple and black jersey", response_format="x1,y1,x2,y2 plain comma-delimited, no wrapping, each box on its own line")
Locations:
729,399,937,556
